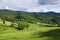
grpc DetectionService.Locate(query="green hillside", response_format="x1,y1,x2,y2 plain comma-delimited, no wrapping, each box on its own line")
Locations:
0,10,60,27
0,10,60,40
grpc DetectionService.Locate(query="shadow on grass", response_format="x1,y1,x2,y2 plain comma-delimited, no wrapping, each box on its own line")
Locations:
34,29,60,40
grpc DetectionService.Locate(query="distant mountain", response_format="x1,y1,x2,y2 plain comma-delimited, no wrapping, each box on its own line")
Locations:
0,9,60,24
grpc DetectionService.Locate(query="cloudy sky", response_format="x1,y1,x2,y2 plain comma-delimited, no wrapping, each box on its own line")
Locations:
0,0,60,12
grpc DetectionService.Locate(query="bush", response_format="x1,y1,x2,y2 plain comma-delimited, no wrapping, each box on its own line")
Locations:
16,22,29,30
9,23,15,27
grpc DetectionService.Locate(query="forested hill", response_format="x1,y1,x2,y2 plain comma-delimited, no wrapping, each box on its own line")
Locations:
0,9,60,24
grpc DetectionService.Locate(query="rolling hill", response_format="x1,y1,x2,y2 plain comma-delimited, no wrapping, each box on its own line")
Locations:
0,9,60,40
0,10,60,25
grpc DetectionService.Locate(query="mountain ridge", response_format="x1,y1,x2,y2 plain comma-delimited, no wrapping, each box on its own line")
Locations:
0,9,60,24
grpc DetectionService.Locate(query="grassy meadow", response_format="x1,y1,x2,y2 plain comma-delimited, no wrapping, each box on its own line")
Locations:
0,19,60,40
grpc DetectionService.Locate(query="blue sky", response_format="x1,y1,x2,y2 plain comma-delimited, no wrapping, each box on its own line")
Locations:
0,0,60,12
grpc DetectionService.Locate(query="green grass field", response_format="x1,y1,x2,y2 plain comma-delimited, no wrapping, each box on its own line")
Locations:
0,20,60,40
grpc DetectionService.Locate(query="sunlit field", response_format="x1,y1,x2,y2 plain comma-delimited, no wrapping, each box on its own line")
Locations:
0,20,60,40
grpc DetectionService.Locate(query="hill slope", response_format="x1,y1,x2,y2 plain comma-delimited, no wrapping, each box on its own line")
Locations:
0,10,60,26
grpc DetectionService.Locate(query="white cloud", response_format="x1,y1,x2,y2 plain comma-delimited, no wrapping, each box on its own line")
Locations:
0,0,60,12
26,4,60,12
1,0,38,8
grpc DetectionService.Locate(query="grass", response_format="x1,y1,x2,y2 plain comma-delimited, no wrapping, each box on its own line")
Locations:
0,20,60,40
0,27,60,40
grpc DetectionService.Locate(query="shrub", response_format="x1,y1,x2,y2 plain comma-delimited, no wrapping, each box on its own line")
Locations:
16,22,29,30
9,23,15,27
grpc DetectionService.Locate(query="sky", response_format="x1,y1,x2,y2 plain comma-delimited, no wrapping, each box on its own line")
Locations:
0,0,60,12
